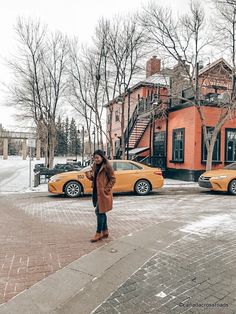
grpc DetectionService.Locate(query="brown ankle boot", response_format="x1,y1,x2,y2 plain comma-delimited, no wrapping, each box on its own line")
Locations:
102,229,109,238
90,232,102,243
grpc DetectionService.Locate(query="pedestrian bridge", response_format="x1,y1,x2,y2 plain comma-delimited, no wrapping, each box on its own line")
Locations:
0,131,36,139
0,131,40,160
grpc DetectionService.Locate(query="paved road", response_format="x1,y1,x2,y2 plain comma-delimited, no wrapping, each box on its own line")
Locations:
0,187,235,309
0,162,29,193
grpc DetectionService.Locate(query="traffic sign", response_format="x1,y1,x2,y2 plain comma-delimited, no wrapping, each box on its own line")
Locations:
27,138,36,148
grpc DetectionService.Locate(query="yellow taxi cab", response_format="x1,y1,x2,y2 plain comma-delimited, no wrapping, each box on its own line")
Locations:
198,162,236,195
48,160,164,197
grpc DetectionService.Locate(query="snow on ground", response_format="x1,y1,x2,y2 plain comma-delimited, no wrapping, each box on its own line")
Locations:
0,156,68,194
180,214,234,235
0,155,198,194
163,179,198,187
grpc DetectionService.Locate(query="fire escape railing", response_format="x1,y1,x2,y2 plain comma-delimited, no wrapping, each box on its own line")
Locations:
116,94,162,159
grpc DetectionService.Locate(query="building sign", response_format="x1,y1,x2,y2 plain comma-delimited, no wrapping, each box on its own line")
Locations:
27,138,36,148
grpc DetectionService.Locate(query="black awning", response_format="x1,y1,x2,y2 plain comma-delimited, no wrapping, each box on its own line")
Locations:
127,147,149,155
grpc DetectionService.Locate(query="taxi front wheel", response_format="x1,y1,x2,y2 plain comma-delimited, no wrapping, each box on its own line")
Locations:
228,179,236,195
64,181,82,197
135,180,151,195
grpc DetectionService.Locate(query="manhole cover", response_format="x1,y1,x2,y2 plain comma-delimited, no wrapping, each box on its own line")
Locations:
109,248,118,253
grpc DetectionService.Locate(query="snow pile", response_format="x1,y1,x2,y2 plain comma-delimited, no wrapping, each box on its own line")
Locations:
164,179,198,187
180,214,234,235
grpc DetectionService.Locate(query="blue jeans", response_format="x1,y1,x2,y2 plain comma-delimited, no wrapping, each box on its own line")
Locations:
95,206,107,233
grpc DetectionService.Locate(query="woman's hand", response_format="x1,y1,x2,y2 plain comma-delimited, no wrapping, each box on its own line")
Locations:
104,187,111,195
85,170,93,180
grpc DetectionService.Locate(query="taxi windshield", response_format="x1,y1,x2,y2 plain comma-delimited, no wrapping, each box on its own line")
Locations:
224,163,236,170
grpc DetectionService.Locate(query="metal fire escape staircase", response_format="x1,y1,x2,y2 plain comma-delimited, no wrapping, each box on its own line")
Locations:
127,115,150,150
117,95,164,158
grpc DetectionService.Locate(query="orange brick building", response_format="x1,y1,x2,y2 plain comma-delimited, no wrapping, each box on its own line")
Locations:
106,57,236,181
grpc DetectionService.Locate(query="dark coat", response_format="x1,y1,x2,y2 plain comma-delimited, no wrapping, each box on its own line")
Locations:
86,162,116,213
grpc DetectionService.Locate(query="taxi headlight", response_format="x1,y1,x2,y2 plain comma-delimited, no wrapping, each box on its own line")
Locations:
211,175,227,180
49,177,61,183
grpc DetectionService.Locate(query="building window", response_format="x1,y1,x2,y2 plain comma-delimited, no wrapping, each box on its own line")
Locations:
153,131,166,157
172,128,185,162
202,127,220,162
115,110,120,122
226,129,236,162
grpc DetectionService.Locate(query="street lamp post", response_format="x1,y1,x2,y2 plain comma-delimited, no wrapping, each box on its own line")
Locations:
75,129,78,162
126,88,131,160
78,126,85,165
46,111,50,169
92,126,96,152
82,126,84,165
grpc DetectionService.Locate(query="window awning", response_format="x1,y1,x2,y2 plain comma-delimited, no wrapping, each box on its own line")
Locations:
127,147,149,155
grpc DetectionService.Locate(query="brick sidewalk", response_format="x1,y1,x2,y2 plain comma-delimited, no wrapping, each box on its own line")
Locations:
0,192,164,303
94,231,236,314
0,194,98,303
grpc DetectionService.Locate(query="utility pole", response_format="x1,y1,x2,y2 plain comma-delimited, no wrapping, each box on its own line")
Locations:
75,129,78,162
127,88,131,160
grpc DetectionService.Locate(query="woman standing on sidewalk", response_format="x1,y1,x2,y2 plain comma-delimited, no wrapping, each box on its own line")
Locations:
85,150,116,243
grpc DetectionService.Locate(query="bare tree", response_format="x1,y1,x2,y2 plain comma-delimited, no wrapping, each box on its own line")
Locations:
95,16,146,159
141,0,236,170
68,40,107,155
68,15,146,159
68,41,93,154
8,18,68,168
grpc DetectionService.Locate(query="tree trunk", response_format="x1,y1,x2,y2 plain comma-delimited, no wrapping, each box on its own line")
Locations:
206,143,214,171
45,142,49,168
108,107,114,158
45,123,56,169
98,119,104,151
109,131,113,159
49,138,55,169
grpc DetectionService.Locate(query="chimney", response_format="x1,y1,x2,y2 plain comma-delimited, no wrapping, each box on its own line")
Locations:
146,56,161,78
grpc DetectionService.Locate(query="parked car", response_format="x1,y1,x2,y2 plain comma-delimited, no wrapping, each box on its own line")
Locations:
33,163,45,172
34,163,83,179
48,160,164,197
53,163,82,172
198,162,236,195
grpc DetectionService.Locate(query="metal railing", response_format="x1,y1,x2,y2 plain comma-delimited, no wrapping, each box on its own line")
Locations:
123,98,155,149
116,95,164,159
133,155,166,170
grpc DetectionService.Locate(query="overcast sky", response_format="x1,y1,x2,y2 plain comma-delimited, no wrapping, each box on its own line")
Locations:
0,0,205,130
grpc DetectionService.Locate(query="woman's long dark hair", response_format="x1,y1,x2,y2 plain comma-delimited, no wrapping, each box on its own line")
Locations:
103,157,114,181
92,155,114,181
